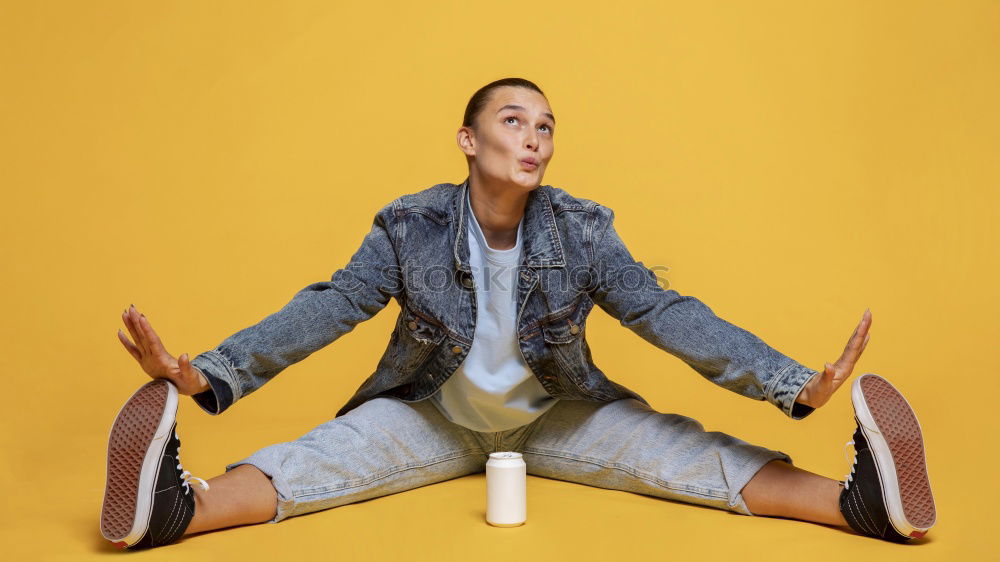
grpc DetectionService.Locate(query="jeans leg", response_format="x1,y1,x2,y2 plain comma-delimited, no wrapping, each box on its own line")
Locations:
225,396,488,523
520,398,793,516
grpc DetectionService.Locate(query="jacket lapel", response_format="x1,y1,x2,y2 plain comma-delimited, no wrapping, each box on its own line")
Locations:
451,177,566,274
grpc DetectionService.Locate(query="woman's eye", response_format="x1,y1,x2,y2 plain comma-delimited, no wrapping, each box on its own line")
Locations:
505,116,552,133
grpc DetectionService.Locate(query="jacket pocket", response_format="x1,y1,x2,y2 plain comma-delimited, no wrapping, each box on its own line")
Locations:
540,292,591,343
393,305,447,374
539,297,612,398
541,313,585,345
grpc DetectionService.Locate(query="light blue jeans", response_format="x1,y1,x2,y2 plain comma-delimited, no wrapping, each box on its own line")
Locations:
225,396,793,522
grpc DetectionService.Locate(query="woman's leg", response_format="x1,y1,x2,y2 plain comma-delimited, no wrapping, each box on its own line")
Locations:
740,458,848,526
184,396,488,536
184,464,278,535
520,398,839,522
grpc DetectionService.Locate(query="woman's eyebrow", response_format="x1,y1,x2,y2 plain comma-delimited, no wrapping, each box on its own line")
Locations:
496,104,556,124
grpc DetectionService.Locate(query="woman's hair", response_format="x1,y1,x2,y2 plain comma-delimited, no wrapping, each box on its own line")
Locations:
462,77,546,131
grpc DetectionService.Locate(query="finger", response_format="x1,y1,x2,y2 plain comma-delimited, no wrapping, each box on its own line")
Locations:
824,362,840,389
849,311,871,347
835,339,862,370
852,309,872,343
179,353,208,391
178,353,195,381
117,328,142,362
837,310,872,367
814,363,850,404
137,313,169,355
820,361,845,388
126,305,145,340
849,308,872,337
123,307,148,356
858,308,872,336
859,332,871,353
808,364,837,408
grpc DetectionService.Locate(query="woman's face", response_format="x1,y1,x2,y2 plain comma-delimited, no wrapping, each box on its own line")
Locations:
458,86,556,190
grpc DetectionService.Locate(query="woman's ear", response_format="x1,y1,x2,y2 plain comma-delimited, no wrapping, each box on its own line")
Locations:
456,127,476,157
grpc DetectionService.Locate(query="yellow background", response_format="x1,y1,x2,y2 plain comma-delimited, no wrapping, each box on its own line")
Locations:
2,1,997,559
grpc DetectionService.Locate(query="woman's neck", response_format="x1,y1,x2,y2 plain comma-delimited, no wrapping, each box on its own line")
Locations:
467,176,528,251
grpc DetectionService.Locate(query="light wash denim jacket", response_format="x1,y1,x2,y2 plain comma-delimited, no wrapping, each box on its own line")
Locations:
190,178,818,420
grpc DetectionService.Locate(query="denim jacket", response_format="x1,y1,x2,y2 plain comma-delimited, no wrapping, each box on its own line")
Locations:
190,178,818,420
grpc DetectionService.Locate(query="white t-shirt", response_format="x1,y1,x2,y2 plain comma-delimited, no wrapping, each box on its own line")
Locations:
428,190,559,432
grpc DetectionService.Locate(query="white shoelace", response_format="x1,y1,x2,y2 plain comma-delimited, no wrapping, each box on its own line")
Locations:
175,431,210,494
843,438,857,490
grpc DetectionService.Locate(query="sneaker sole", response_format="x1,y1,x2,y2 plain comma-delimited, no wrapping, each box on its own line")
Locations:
851,373,936,538
100,379,179,548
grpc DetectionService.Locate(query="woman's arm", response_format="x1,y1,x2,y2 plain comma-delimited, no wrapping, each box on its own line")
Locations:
189,199,404,415
586,204,819,420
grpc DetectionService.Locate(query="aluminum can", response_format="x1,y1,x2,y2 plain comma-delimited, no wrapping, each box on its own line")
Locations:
486,452,526,526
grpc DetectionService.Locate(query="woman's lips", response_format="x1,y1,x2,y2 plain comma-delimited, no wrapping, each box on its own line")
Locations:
520,160,538,170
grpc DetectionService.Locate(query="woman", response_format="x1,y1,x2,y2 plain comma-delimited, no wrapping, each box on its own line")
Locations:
102,78,936,549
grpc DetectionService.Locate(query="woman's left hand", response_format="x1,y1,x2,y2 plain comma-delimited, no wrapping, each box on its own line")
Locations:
795,309,872,410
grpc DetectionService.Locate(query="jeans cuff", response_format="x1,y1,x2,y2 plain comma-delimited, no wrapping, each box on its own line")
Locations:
225,459,296,524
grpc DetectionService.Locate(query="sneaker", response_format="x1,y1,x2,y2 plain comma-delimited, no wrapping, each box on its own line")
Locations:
100,379,209,549
839,373,936,542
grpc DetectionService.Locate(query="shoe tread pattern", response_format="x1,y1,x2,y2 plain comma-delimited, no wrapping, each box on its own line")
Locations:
860,374,936,529
101,380,170,540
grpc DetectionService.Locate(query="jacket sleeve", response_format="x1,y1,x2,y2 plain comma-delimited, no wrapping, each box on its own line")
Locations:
189,199,404,415
586,204,818,420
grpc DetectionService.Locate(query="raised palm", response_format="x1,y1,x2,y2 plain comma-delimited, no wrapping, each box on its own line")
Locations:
796,308,872,410
117,304,209,396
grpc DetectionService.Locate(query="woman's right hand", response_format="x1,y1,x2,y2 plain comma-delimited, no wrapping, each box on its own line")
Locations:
117,304,210,396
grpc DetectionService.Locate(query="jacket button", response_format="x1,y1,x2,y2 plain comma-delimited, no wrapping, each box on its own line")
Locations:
451,345,463,354
569,324,580,335
461,275,474,289
407,320,418,331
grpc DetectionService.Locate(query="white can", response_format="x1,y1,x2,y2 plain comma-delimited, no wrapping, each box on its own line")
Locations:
486,452,526,527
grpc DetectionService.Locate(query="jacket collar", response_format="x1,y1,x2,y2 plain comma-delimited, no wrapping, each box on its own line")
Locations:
451,176,565,273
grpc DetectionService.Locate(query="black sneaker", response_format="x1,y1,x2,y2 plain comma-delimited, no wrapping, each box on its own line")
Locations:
100,379,209,549
839,374,936,542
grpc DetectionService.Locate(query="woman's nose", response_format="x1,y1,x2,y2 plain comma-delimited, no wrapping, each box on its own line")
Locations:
524,133,538,151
